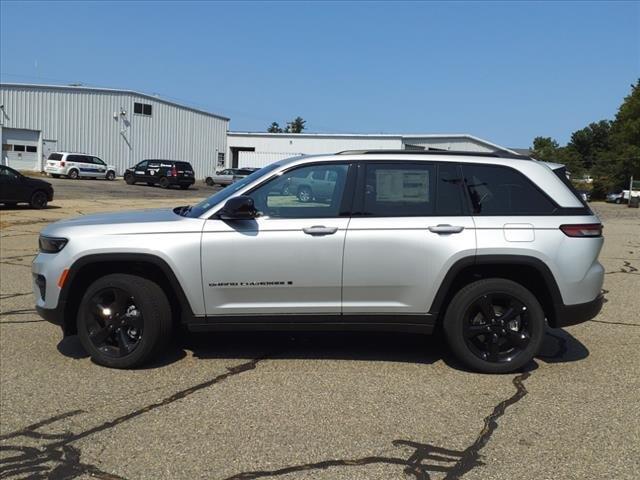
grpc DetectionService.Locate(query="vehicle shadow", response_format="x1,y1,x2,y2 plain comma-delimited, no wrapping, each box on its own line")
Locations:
56,327,589,372
0,204,61,210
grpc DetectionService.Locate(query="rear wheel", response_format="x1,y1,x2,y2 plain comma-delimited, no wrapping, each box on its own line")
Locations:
205,177,214,186
615,198,621,204
77,274,172,369
444,279,545,374
124,173,135,185
30,191,48,209
106,171,116,181
67,169,79,180
159,177,170,189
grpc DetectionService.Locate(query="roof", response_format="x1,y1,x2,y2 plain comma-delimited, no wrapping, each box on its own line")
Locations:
227,131,520,155
0,83,230,121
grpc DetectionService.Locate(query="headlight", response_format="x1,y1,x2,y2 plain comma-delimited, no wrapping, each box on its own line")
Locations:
39,236,68,253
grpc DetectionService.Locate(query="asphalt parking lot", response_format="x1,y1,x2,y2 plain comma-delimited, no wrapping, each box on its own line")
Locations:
1,177,639,480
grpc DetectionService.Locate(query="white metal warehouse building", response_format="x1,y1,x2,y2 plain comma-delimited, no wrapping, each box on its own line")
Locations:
227,132,519,168
0,83,229,177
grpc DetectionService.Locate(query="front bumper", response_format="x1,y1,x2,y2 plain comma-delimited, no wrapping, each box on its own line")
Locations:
553,294,604,328
36,305,64,327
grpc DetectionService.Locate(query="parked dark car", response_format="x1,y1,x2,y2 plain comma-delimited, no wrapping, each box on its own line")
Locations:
124,160,195,189
0,165,54,209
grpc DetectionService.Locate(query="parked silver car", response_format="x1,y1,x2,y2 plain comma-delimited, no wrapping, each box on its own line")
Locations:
205,168,256,186
34,150,604,372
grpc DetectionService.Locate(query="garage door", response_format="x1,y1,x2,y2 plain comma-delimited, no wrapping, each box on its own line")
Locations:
2,128,40,171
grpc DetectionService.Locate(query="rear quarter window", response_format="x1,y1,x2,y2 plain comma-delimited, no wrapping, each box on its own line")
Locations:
461,164,557,215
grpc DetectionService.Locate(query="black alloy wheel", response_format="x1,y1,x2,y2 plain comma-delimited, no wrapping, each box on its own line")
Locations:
83,286,144,359
444,278,544,373
30,191,48,209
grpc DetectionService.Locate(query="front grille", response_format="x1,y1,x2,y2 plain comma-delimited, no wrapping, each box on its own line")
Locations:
34,274,46,301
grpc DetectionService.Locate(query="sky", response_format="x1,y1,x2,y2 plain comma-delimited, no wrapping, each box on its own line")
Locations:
1,1,638,148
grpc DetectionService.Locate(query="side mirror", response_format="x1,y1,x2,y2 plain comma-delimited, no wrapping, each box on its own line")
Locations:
217,195,257,220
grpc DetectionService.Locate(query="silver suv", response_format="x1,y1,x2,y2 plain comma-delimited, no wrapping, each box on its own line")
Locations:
33,151,604,372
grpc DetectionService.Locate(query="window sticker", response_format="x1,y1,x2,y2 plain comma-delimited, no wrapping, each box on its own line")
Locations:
376,169,429,202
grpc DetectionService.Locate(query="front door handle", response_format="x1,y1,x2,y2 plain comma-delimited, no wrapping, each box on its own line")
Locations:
303,225,338,236
428,224,465,234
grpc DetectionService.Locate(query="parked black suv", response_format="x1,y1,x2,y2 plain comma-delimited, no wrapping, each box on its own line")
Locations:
0,165,54,208
124,160,195,189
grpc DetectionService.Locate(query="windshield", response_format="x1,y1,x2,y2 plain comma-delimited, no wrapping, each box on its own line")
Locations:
182,163,283,218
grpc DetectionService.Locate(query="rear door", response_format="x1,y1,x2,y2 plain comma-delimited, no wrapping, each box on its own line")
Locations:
342,161,476,315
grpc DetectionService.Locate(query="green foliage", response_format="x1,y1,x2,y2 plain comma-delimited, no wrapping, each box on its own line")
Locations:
267,122,283,133
267,117,307,134
531,80,640,192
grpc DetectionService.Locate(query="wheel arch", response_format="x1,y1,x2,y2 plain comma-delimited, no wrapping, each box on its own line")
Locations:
429,255,563,327
59,253,195,335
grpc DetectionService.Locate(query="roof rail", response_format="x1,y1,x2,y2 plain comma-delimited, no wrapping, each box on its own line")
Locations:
335,149,532,160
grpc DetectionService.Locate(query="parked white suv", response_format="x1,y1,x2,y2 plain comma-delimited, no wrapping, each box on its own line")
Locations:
45,152,116,180
33,150,604,372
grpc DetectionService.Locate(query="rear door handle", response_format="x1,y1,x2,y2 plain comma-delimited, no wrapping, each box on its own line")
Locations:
303,225,338,236
428,224,465,234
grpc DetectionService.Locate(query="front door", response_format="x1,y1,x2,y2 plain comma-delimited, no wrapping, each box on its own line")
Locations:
342,161,476,315
201,162,354,316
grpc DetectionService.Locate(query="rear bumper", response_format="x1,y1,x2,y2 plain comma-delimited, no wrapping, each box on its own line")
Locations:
552,294,604,328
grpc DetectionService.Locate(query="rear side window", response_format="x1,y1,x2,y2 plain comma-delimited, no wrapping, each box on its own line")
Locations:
461,164,556,215
48,153,63,161
176,162,193,170
363,163,435,216
67,155,84,163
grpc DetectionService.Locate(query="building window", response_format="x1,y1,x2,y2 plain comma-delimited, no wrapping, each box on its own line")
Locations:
217,152,225,167
2,144,12,151
13,145,25,152
134,102,153,116
26,146,37,153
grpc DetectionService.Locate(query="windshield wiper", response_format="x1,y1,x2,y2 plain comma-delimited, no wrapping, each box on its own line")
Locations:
176,205,192,216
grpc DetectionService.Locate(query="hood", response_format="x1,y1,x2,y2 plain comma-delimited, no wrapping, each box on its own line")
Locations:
41,207,202,237
25,176,52,188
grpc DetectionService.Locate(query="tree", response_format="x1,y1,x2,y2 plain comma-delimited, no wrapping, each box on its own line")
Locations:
567,120,612,170
267,122,283,133
531,136,560,162
285,116,306,134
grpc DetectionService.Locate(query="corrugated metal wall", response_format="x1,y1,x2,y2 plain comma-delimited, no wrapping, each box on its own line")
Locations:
401,137,497,152
0,85,228,178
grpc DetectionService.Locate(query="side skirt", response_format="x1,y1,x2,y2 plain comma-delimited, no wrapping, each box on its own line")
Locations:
185,314,436,334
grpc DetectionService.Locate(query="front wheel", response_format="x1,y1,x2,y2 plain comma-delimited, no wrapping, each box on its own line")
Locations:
615,198,621,204
205,177,214,186
124,174,135,185
77,274,172,368
106,171,116,181
444,279,545,374
297,186,312,203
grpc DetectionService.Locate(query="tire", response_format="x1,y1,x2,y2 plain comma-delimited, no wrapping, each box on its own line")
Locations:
124,174,135,185
106,171,116,181
67,169,79,180
443,278,545,374
30,191,48,209
179,184,190,190
297,186,312,203
77,274,172,369
615,198,621,204
205,177,214,186
159,177,170,189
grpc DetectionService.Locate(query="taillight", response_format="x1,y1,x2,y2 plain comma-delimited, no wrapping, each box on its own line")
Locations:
560,224,603,237
60,161,65,166
171,166,177,177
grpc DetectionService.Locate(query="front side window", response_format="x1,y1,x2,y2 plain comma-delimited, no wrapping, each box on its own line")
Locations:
461,164,556,215
249,163,350,219
136,161,149,169
93,157,106,166
0,166,19,179
363,163,435,216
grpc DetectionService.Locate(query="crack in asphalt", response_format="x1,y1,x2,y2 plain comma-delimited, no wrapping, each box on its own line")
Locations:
605,261,639,275
0,308,37,317
0,292,32,300
590,319,640,327
0,356,269,479
223,371,532,480
0,261,32,269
